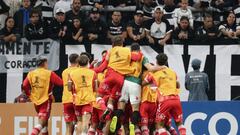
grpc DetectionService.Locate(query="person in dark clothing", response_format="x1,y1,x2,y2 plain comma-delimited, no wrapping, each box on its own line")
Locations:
0,17,20,42
185,59,209,101
107,11,127,44
13,0,32,37
127,10,146,45
48,8,71,43
65,0,84,24
82,7,107,53
195,14,220,44
172,16,194,44
71,17,83,44
25,10,47,40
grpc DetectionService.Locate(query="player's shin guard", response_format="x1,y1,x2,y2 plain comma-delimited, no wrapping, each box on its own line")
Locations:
155,128,168,135
41,126,48,135
131,111,141,125
31,124,42,135
169,127,177,135
141,126,150,135
178,125,186,135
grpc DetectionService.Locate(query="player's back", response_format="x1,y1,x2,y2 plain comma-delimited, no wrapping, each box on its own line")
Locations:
153,67,178,96
108,46,134,75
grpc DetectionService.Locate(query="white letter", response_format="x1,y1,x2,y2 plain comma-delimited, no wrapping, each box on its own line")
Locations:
14,116,27,135
52,116,61,135
209,112,238,135
214,45,240,100
184,112,207,135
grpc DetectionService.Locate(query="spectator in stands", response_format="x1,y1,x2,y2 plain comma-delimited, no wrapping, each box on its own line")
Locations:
65,0,84,24
107,11,127,44
71,17,83,44
185,59,209,101
13,0,32,37
195,14,220,44
219,12,240,40
0,17,20,42
162,0,177,29
33,0,54,25
48,8,71,42
211,0,234,10
82,7,107,53
0,0,10,29
172,16,194,44
233,0,240,24
140,0,157,20
145,6,172,52
25,10,47,40
53,0,71,17
174,0,193,28
127,10,146,45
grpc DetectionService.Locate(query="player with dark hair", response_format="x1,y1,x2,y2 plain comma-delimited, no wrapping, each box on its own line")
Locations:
68,55,97,135
62,53,79,135
143,53,186,135
22,56,63,135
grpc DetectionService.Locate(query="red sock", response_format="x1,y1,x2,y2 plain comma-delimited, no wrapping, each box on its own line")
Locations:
169,127,177,135
157,128,168,135
88,127,96,135
178,125,186,135
135,129,141,135
31,124,42,135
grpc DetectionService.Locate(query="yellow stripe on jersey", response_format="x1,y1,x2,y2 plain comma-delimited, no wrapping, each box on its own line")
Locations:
62,66,78,104
27,68,51,105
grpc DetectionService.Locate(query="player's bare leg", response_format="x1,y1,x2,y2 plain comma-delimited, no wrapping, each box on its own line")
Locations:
66,122,74,135
31,118,47,135
81,113,91,135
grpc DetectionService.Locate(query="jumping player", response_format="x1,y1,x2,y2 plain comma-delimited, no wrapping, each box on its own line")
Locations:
22,56,63,135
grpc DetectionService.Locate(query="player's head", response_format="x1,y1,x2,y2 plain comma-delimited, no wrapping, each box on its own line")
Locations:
131,43,140,52
69,53,79,65
191,59,201,70
112,36,123,47
80,52,93,63
156,53,168,66
101,50,107,58
78,55,89,67
37,56,48,68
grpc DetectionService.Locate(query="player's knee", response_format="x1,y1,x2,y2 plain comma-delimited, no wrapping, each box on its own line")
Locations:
131,111,141,125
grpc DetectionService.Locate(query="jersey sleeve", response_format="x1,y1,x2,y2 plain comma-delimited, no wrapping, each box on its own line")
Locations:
50,72,63,86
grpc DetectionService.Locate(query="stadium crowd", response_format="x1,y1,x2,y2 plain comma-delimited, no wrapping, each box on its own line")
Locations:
2,0,239,135
1,0,240,48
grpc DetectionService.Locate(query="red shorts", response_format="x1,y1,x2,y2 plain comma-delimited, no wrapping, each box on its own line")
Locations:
140,101,157,126
63,103,77,122
34,99,52,120
98,68,124,100
155,96,183,123
74,104,93,117
91,108,111,123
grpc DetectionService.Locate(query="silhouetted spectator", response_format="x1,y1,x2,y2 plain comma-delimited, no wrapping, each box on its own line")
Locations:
172,16,194,44
107,11,127,44
211,0,234,10
195,14,220,44
145,6,172,52
233,0,240,24
25,10,47,40
127,10,146,45
140,0,157,20
65,0,84,24
0,16,20,42
33,0,54,25
82,7,107,53
162,0,177,29
13,0,32,37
